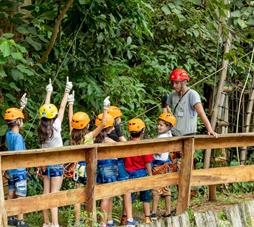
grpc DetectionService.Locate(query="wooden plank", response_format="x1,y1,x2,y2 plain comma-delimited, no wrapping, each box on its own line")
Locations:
97,138,183,160
1,149,86,171
191,165,254,186
195,133,254,150
176,138,194,215
0,157,7,227
5,188,87,216
95,173,179,200
85,147,97,223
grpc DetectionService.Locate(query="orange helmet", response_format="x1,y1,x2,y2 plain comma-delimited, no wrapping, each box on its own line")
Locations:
4,108,24,120
128,118,145,132
72,112,90,129
158,113,176,127
95,113,114,129
169,68,190,81
107,106,122,119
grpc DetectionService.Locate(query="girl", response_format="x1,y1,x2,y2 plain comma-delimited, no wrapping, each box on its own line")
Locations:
67,93,110,226
94,113,118,227
38,77,72,227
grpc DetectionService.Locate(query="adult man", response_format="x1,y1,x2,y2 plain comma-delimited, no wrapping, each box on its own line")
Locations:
162,68,216,137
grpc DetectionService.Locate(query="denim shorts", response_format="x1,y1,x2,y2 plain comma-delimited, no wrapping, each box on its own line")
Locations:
42,164,63,177
8,174,27,197
128,169,151,202
97,162,118,183
117,159,129,181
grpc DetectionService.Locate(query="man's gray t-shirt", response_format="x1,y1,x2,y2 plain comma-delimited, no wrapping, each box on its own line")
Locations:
169,89,201,136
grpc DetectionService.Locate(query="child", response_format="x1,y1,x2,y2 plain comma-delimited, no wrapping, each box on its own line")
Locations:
5,104,29,227
38,77,72,227
107,106,137,227
124,118,153,224
151,112,176,220
95,113,118,227
68,93,110,226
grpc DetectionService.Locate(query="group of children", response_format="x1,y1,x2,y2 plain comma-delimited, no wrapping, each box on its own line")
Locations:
4,77,177,227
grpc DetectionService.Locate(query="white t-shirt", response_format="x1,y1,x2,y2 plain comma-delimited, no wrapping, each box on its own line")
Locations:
153,130,172,161
42,118,63,148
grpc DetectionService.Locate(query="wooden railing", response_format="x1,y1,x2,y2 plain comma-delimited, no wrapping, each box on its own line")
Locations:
1,133,254,226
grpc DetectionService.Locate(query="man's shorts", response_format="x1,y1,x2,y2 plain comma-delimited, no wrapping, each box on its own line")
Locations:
128,169,151,202
117,159,129,181
8,175,27,197
42,165,63,177
97,161,118,183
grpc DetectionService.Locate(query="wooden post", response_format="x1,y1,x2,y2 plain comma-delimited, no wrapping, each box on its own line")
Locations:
0,156,8,227
176,138,194,215
85,148,97,226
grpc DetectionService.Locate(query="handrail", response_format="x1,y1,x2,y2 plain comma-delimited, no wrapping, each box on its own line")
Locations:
1,133,254,226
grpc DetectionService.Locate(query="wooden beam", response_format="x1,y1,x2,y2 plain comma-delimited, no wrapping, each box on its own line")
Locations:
176,138,194,215
95,172,179,200
191,165,254,186
195,133,254,150
97,138,183,160
85,148,97,223
5,188,87,216
0,157,7,227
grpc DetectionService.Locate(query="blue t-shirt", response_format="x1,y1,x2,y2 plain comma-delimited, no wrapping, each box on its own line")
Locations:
6,129,26,176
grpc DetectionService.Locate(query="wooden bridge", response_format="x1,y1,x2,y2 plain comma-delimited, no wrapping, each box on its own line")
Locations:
1,133,254,226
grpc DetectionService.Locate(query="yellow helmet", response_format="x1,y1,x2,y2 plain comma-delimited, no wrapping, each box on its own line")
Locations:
4,108,24,120
39,104,58,119
158,113,176,127
95,113,114,129
107,106,122,119
128,118,145,132
72,112,90,129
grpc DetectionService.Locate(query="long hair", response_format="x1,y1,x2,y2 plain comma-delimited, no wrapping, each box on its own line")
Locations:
38,118,55,144
95,127,113,143
71,127,89,145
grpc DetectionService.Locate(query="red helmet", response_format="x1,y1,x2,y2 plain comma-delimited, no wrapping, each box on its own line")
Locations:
169,68,190,81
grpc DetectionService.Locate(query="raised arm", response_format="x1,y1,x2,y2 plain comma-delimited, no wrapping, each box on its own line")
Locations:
20,93,27,110
57,77,73,124
92,96,110,138
45,78,53,104
68,90,75,132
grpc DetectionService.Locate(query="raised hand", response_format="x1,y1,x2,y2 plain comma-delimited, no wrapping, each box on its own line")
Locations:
65,76,73,93
46,78,53,93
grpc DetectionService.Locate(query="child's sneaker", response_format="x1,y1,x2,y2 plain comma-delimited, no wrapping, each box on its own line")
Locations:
150,213,157,221
145,216,152,224
126,219,138,227
8,216,18,226
106,220,116,227
42,223,51,227
16,220,29,227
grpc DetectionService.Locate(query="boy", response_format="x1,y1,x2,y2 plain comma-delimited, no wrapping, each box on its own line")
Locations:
124,118,153,224
4,106,29,227
151,112,176,220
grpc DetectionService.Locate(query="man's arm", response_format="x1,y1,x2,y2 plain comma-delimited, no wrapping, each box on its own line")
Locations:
194,103,217,136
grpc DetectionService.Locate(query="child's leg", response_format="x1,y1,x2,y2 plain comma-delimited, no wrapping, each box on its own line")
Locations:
143,202,151,216
164,195,171,215
152,193,160,214
50,176,63,225
43,176,51,224
100,198,110,224
124,192,133,219
74,183,81,225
